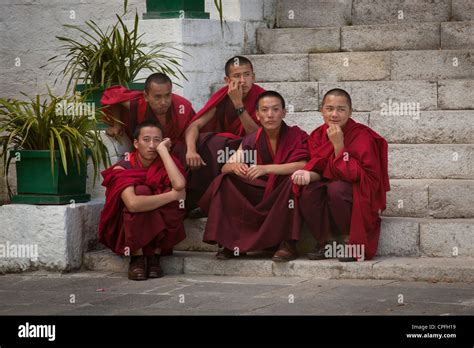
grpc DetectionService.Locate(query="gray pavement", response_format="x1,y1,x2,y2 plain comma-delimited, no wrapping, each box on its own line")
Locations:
0,271,473,315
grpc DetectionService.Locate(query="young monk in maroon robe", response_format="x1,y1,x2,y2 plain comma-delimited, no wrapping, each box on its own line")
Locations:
199,91,309,261
292,89,390,261
184,56,266,216
101,73,195,162
98,120,187,281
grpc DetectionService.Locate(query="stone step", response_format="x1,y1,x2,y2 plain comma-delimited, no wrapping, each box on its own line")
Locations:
311,50,474,81
388,144,473,179
259,22,474,54
276,0,352,28
384,179,474,218
274,0,470,28
286,110,474,144
176,216,474,258
83,249,474,282
351,0,451,25
249,51,474,83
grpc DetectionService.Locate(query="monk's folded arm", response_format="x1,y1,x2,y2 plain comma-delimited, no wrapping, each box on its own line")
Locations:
159,150,186,191
239,110,259,134
265,161,307,175
309,171,322,182
184,107,216,153
120,186,178,213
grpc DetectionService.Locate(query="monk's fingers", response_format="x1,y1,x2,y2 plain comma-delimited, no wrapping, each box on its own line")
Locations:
200,158,207,166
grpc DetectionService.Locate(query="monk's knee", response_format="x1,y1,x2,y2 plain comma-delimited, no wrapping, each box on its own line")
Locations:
135,185,153,196
327,181,352,203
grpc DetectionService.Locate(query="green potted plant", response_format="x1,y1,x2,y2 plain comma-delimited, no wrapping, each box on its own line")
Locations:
0,90,110,204
45,0,186,126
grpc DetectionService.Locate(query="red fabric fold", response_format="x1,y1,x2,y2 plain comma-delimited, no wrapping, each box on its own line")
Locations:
98,152,186,255
294,118,390,260
191,84,266,136
101,85,195,143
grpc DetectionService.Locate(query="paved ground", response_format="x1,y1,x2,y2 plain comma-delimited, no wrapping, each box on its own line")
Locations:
0,270,473,315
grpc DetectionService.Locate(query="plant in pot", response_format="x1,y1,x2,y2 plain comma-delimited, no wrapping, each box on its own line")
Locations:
0,90,110,205
45,0,186,127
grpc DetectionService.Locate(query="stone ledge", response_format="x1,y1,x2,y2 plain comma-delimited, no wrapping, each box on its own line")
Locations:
0,199,104,273
84,249,474,283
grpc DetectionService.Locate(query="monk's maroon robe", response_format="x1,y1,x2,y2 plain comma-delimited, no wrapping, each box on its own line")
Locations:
101,85,195,162
199,122,309,252
294,118,390,260
98,151,186,256
187,84,266,204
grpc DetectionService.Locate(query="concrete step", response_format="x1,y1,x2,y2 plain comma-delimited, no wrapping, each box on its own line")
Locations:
259,22,474,54
388,144,474,179
175,216,474,259
287,110,474,144
83,249,474,282
276,0,352,28
351,0,451,25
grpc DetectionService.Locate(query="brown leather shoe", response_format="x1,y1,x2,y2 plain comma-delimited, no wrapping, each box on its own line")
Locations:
272,241,298,262
147,254,164,278
128,255,147,281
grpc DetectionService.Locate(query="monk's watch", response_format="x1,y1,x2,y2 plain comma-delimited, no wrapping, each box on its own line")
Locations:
235,107,246,116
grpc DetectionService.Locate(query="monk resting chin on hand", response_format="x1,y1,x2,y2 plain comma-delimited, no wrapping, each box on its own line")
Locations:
98,120,187,281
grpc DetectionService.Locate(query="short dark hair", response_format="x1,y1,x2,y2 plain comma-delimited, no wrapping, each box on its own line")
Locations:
144,73,172,92
225,56,254,77
255,90,286,110
321,88,352,109
133,120,163,140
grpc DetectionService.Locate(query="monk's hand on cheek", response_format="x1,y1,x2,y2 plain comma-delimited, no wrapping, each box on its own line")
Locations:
232,163,249,178
291,170,311,186
186,150,206,170
246,165,267,181
156,138,172,154
227,80,244,108
327,124,344,156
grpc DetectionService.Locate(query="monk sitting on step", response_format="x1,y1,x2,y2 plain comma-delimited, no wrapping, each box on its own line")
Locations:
98,120,187,281
292,88,390,262
199,91,309,262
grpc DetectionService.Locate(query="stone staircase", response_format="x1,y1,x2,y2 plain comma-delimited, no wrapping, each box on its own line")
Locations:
84,0,474,281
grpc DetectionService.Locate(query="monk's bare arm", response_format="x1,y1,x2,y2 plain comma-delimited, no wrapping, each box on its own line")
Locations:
309,171,322,182
120,186,180,213
184,108,216,169
265,161,307,176
157,142,186,191
184,107,216,154
238,110,259,134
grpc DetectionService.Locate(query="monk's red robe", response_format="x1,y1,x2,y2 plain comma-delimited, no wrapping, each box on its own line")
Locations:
295,118,390,260
98,151,186,256
187,84,266,205
101,85,195,149
199,122,309,252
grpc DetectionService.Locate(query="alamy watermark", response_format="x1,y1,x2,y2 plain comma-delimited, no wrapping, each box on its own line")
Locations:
55,98,96,119
324,241,365,261
0,241,38,261
217,147,257,165
380,98,420,119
